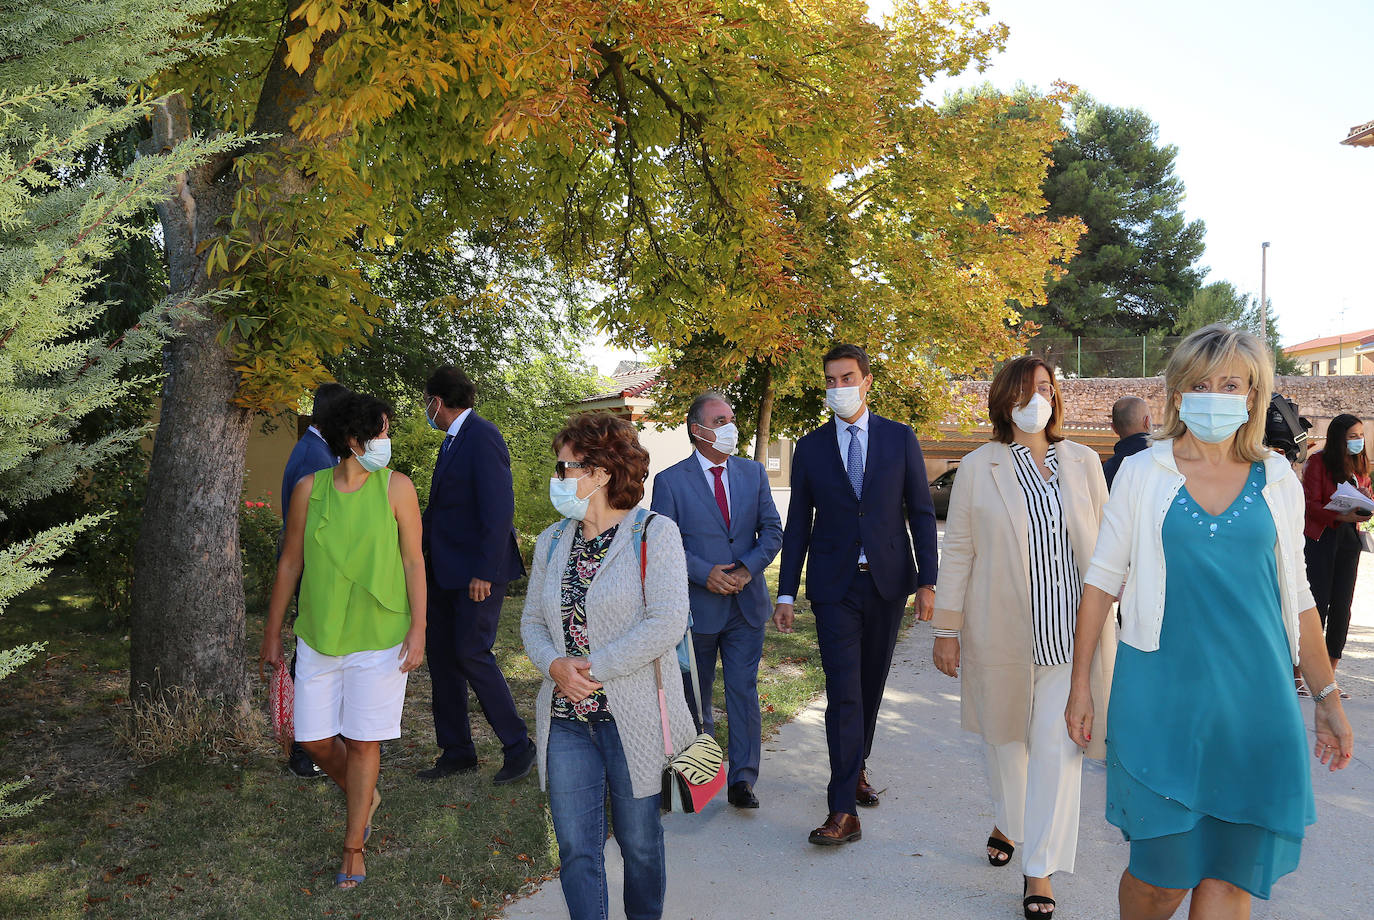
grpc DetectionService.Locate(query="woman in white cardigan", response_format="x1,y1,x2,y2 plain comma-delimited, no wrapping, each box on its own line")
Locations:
521,411,695,920
1066,324,1354,920
933,356,1113,920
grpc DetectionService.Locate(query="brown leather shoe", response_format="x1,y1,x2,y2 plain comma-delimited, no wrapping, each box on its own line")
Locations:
808,811,861,846
856,769,880,808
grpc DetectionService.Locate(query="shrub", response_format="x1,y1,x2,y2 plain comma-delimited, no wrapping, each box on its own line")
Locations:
240,497,280,617
74,449,150,623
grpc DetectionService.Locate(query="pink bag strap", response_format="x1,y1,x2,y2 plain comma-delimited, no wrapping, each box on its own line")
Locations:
654,659,673,758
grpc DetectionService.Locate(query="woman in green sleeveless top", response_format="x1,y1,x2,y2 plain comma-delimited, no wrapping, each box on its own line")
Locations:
259,394,427,890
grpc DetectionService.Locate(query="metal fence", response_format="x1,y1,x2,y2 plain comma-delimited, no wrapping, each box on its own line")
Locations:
1025,336,1188,379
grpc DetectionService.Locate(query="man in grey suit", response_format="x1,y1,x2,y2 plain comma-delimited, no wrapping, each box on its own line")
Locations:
651,392,784,808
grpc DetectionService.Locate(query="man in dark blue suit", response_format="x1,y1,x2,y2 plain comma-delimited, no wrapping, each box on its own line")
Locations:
418,366,534,784
651,392,783,809
278,381,349,779
773,344,939,846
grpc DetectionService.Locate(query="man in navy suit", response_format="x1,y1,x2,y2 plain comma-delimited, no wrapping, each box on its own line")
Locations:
773,344,939,846
418,366,534,784
278,381,349,779
651,392,783,809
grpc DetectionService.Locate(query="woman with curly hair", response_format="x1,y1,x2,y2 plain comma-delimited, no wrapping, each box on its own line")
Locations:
520,411,695,920
259,392,427,890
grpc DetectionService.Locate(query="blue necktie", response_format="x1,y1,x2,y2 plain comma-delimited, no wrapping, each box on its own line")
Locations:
441,435,454,456
846,424,863,498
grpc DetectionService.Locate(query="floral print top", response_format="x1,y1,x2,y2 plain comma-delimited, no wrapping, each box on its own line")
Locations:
551,523,619,721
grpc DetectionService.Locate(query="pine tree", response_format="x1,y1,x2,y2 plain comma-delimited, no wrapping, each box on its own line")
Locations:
0,0,238,816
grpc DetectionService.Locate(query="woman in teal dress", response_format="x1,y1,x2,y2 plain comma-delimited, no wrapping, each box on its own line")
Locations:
1065,324,1354,920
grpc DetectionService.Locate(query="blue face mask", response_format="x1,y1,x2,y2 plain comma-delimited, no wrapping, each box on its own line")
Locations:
1349,438,1366,456
426,398,442,431
351,437,391,472
1178,392,1249,444
549,475,603,521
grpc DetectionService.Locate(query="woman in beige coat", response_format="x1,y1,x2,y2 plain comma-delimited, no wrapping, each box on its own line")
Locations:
932,356,1114,919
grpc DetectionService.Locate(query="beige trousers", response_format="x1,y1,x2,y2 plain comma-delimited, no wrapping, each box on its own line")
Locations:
983,662,1083,878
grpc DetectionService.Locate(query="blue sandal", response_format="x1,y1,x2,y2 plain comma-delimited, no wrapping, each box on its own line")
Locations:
335,846,366,889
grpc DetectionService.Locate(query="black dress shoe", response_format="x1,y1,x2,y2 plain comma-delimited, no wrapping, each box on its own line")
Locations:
493,739,536,785
416,755,479,780
287,746,325,779
727,782,759,809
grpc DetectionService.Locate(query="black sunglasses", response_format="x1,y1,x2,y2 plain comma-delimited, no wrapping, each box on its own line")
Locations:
554,460,592,479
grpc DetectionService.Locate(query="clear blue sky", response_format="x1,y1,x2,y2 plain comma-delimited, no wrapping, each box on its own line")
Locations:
590,0,1374,373
879,0,1374,347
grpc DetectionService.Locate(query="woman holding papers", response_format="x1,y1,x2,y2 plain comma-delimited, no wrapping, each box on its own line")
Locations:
1302,413,1371,688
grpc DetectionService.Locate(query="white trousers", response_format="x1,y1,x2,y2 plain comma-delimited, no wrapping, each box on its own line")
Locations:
982,662,1083,878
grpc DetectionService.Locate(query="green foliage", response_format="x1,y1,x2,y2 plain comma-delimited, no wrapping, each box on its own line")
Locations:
0,0,241,615
72,449,149,620
239,498,280,617
1036,94,1207,337
0,0,242,818
1174,281,1300,375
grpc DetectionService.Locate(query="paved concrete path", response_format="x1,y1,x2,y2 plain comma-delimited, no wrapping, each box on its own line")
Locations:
505,567,1374,920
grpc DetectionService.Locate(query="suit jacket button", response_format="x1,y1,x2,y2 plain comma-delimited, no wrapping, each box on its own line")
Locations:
858,511,865,517
728,538,734,543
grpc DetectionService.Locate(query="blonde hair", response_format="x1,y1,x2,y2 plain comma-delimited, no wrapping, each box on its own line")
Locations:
1158,324,1274,463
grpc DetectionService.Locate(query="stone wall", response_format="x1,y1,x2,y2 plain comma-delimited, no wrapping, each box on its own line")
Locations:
954,375,1374,441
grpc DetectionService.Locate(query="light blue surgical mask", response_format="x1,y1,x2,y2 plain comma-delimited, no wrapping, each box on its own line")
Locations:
426,397,442,431
351,437,392,472
1349,438,1366,455
549,475,603,521
1178,392,1250,444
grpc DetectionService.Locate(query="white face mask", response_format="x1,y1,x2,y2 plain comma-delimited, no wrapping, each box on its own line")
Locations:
826,385,865,419
549,475,603,521
1010,393,1053,434
351,437,392,472
698,421,738,455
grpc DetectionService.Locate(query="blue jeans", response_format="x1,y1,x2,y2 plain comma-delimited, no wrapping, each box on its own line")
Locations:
547,718,665,920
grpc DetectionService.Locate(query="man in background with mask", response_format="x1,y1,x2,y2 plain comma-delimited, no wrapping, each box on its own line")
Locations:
417,365,535,785
773,344,939,846
650,392,784,809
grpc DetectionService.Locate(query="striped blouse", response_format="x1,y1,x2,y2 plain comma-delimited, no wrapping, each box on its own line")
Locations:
1009,442,1080,666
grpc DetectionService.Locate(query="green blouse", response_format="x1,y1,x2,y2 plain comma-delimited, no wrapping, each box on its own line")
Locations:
296,467,410,656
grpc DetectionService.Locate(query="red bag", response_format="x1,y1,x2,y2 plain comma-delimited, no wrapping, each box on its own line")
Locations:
268,661,294,756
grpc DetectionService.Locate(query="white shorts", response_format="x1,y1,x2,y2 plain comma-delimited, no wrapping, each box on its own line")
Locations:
294,640,408,742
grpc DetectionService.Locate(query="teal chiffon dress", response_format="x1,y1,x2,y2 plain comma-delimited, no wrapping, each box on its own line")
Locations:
1106,462,1315,898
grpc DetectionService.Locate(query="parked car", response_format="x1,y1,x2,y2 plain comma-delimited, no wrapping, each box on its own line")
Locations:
929,466,958,519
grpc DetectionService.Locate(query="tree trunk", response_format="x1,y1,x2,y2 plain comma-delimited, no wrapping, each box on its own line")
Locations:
130,18,341,710
753,363,774,463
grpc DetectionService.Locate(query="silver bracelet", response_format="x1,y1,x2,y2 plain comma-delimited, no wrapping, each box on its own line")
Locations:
1313,682,1339,703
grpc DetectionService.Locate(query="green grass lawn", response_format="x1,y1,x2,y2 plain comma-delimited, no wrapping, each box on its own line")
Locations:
0,564,825,920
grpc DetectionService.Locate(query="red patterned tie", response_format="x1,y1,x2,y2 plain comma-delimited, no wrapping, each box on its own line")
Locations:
711,466,730,530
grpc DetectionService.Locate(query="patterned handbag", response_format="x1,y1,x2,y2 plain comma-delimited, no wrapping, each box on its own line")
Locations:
633,510,726,814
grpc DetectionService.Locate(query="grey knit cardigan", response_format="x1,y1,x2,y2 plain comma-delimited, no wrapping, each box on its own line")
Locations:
520,510,697,799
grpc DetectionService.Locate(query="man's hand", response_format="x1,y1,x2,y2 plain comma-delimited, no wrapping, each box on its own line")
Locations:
771,602,795,633
469,577,492,603
726,564,753,589
1337,509,1372,523
707,564,741,595
912,585,935,621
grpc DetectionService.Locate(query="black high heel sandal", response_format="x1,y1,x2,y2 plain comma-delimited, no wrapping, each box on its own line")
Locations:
1022,876,1055,919
987,834,1015,867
